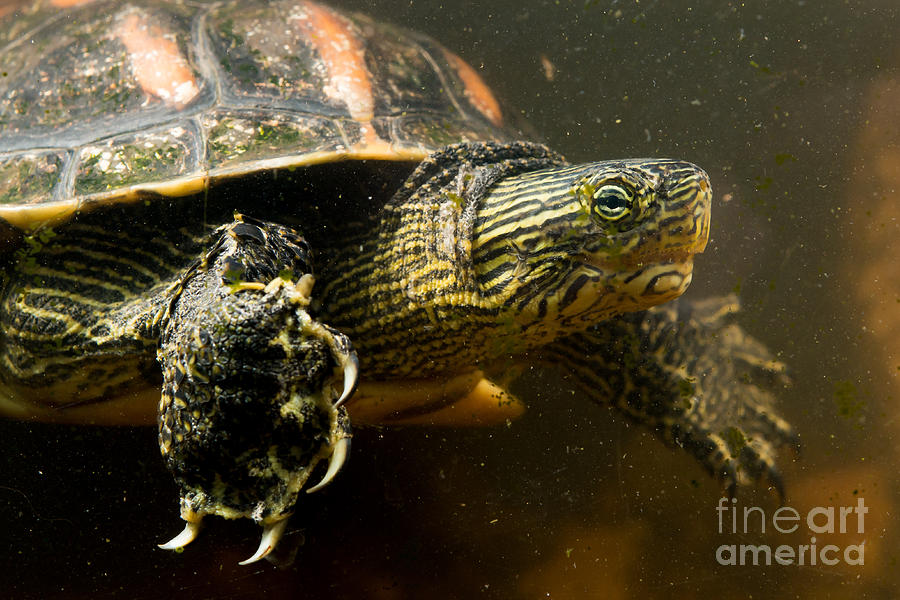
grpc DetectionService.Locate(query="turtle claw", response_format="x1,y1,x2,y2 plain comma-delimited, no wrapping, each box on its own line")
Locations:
307,436,350,494
158,519,203,551
336,352,358,408
238,518,289,565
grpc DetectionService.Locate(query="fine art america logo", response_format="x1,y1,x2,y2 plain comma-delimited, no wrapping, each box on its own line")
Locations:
715,497,867,566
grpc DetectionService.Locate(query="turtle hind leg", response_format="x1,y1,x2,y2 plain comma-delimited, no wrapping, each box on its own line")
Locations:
156,216,356,563
540,295,796,497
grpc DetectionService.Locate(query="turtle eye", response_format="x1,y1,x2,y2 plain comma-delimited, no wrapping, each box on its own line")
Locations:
591,184,634,221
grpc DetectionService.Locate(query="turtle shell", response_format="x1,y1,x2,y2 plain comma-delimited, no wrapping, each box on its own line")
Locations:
0,0,512,231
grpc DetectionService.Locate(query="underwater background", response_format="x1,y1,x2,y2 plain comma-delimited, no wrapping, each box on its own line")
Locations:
1,0,898,597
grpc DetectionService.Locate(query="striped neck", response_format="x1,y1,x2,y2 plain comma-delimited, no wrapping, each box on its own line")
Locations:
473,163,602,308
317,143,566,376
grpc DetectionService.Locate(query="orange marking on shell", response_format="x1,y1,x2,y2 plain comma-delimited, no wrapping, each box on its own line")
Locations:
357,122,394,154
50,0,101,7
443,50,503,127
291,1,375,122
114,11,200,109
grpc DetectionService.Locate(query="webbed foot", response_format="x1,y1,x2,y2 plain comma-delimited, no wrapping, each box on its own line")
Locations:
541,295,796,495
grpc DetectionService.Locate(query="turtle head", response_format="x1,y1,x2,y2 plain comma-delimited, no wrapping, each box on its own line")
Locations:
473,158,711,337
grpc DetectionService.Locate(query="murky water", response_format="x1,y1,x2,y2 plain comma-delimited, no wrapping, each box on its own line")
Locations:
2,0,899,598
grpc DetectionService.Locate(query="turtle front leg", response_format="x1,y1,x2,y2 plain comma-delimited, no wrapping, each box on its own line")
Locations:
537,295,797,497
156,215,357,564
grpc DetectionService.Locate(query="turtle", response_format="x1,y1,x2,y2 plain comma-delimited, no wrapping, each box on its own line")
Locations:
0,0,795,564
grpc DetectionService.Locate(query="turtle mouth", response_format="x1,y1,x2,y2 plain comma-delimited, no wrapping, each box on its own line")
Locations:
610,257,696,303
586,244,701,273
579,247,698,305
639,245,701,266
585,202,711,273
